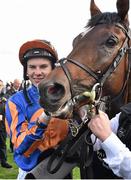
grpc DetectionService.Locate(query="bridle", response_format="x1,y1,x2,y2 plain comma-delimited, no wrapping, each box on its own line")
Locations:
55,23,131,117
46,23,131,176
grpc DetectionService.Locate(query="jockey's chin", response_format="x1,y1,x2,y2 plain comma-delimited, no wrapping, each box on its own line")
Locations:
32,79,43,87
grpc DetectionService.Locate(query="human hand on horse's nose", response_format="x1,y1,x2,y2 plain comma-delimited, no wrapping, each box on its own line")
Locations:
88,110,112,141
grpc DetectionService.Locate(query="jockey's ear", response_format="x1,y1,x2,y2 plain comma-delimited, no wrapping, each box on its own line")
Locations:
90,0,102,17
117,0,129,26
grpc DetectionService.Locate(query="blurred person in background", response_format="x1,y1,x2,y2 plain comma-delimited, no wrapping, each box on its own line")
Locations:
0,79,12,168
5,79,21,98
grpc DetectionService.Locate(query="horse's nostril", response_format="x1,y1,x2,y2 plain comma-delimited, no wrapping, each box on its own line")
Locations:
47,85,59,95
45,83,65,102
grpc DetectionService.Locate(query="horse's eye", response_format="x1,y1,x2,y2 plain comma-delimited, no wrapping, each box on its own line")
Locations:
105,37,118,48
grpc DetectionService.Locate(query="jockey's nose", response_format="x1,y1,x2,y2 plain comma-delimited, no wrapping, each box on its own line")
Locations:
34,67,43,75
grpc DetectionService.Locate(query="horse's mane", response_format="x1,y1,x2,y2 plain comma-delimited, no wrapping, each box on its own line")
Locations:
86,12,123,28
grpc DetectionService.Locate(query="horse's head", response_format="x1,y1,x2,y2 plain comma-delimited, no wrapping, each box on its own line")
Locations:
39,0,131,119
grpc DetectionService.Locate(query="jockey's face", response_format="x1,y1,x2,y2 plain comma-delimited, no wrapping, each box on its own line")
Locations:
27,57,52,86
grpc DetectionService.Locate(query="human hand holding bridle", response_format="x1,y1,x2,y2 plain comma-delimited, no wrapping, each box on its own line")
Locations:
88,110,112,141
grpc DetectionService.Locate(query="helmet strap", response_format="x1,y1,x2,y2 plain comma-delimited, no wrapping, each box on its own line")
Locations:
23,64,29,80
23,63,32,105
23,80,32,105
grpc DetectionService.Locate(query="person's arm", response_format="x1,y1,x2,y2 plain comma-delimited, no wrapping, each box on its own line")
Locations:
101,132,131,178
88,111,131,179
5,99,69,157
5,100,48,154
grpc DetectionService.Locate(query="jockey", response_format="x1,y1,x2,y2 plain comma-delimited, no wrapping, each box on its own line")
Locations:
5,39,69,179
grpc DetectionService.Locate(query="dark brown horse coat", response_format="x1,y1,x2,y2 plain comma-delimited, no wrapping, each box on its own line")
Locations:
39,0,131,119
39,0,131,178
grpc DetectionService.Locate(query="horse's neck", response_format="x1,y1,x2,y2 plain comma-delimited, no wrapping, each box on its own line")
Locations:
106,72,131,119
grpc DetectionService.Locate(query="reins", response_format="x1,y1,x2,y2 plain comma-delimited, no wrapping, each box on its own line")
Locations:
47,125,94,179
47,23,131,178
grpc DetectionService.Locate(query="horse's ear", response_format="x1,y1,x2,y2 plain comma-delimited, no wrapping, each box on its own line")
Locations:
90,0,102,17
117,0,129,26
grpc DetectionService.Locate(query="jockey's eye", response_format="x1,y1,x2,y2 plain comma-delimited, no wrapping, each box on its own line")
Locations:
105,36,118,48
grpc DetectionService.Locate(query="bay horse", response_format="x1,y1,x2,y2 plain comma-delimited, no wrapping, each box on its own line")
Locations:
39,0,131,121
38,0,131,178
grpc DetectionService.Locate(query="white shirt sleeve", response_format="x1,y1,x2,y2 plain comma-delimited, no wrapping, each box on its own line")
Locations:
92,112,131,178
101,132,131,179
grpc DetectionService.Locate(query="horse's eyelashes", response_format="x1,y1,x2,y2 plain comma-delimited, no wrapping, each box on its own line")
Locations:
105,36,118,47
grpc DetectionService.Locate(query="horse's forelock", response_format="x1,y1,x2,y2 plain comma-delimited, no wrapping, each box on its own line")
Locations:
86,12,122,28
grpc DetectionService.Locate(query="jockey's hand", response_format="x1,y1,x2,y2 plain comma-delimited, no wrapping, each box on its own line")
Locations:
88,110,112,141
37,111,51,125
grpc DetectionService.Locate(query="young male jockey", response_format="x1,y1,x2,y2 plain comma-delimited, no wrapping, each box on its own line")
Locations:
5,39,69,179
